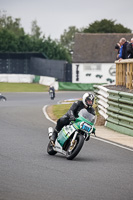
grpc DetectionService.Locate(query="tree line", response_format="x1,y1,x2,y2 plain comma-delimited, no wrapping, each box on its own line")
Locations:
0,11,132,63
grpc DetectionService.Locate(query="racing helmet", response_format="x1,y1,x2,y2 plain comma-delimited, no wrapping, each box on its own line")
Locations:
82,92,94,107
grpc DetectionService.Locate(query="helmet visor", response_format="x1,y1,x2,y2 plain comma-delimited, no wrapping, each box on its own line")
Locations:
85,97,93,106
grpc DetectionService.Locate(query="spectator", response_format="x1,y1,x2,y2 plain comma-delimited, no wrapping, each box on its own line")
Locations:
119,38,129,61
127,38,133,58
115,43,120,60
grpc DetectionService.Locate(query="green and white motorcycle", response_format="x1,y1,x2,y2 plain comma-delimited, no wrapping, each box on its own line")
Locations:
47,108,96,160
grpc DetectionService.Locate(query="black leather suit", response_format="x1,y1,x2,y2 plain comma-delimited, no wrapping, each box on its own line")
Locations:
55,100,95,132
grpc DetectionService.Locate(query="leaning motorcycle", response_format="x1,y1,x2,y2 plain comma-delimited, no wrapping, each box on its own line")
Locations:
49,89,55,100
0,93,7,101
47,108,96,160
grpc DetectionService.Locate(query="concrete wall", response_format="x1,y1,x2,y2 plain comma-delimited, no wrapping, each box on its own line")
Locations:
0,74,35,83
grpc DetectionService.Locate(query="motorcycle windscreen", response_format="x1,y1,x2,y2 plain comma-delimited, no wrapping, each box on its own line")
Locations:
78,108,96,124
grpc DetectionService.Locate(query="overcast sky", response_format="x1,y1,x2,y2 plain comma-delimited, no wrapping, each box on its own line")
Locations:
0,0,133,40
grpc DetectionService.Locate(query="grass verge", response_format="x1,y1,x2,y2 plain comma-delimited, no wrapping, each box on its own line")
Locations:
49,102,105,126
0,83,49,92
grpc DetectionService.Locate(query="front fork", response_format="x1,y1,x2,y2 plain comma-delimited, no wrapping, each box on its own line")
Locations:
69,131,78,151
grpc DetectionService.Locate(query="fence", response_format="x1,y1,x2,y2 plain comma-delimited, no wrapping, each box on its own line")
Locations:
0,53,72,82
115,59,133,89
94,85,133,136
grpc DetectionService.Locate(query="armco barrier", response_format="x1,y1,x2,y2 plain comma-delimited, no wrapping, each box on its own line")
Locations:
94,85,133,136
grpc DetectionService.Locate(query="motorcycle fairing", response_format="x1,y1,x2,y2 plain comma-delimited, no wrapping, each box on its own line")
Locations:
57,124,76,147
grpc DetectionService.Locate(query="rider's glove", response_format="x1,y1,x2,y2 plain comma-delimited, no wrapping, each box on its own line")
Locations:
69,115,76,121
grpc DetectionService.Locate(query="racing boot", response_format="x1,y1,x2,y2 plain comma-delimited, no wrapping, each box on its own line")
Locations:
50,128,58,146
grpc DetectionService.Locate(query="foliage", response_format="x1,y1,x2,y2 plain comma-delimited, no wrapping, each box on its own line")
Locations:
0,11,24,36
0,11,71,62
60,26,80,50
31,20,42,40
83,19,132,33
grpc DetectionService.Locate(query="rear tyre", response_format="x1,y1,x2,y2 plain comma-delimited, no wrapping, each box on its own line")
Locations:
66,134,84,160
47,141,57,155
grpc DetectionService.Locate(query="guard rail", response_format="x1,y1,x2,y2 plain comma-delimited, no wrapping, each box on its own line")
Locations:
94,85,133,136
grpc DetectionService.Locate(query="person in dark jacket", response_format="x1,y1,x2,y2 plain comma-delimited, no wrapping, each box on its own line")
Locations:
127,38,133,58
50,92,95,145
119,38,129,60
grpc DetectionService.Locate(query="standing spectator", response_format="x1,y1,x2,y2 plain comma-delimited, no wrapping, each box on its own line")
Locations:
115,43,120,60
127,38,133,58
119,38,129,61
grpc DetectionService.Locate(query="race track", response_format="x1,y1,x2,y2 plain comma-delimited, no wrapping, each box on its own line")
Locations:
0,92,133,200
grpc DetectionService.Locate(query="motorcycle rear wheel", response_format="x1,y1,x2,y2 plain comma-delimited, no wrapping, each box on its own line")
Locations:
66,134,84,160
47,141,57,155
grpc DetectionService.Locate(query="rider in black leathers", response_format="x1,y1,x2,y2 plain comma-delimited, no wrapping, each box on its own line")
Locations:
49,86,55,99
51,92,95,145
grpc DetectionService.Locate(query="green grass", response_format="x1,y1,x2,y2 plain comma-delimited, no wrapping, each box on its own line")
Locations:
52,104,72,119
52,101,98,120
0,83,49,92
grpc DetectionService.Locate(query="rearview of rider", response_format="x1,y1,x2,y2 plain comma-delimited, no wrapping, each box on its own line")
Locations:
50,92,95,146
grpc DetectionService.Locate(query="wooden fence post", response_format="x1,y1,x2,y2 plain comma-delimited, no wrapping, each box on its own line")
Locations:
115,59,133,89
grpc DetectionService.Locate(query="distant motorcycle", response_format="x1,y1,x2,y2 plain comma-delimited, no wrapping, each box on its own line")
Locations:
47,108,96,160
49,86,55,100
0,93,7,101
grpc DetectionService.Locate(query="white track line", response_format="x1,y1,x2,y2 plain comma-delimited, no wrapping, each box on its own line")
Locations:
91,136,133,152
42,105,133,152
42,105,56,124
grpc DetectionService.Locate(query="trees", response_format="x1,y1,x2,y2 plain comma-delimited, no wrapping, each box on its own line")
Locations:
0,12,71,62
60,26,80,50
83,19,131,33
31,20,42,40
0,11,24,36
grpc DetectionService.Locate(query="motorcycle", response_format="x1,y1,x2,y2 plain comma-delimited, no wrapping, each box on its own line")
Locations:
49,90,54,100
49,87,55,100
0,93,7,101
47,108,96,160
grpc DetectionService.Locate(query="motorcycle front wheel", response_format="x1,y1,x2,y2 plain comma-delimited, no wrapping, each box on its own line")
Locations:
47,141,57,155
66,134,84,160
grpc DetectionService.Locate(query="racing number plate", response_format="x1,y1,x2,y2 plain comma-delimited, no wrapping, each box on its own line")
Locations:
81,123,92,132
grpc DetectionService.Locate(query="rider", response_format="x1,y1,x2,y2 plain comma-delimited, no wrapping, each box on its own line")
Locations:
49,86,55,99
50,92,95,145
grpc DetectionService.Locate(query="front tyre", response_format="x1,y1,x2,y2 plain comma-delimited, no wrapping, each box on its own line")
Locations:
47,141,57,155
66,134,84,160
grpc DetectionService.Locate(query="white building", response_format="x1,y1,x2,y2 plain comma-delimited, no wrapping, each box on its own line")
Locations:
72,33,133,84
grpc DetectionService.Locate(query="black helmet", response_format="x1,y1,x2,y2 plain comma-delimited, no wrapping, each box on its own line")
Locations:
82,92,94,107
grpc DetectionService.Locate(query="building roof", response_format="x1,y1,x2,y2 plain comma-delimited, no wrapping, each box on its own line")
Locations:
72,33,133,63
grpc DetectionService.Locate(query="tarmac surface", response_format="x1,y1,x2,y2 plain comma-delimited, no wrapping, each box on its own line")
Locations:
95,126,133,149
0,92,133,200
